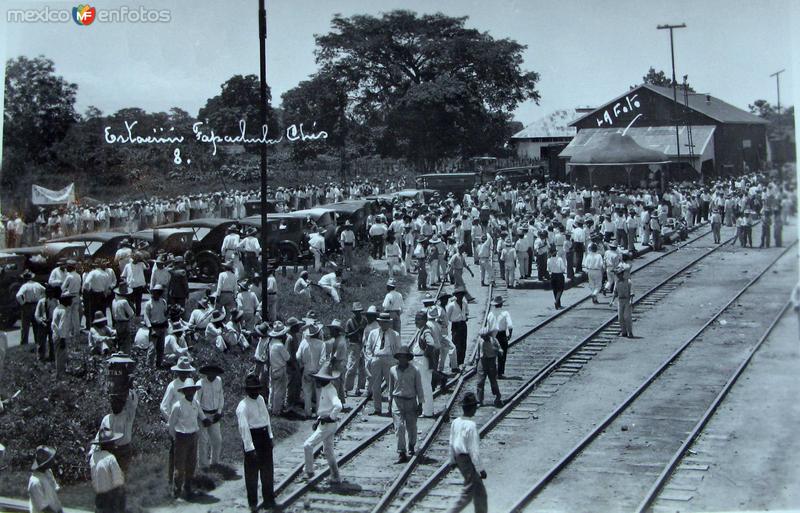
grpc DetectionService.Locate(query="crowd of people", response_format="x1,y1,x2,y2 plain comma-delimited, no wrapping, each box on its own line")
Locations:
5,169,795,513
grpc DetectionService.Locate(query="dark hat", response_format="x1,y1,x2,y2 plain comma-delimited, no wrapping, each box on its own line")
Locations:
210,310,226,323
394,344,415,360
492,296,504,307
285,316,302,328
254,322,270,338
415,310,428,322
244,373,262,391
21,270,35,280
199,363,225,375
31,445,57,471
386,278,397,288
92,312,108,325
461,392,479,408
92,426,123,446
312,361,341,381
306,322,323,337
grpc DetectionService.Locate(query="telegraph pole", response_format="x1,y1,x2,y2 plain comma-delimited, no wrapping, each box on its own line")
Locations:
770,69,785,115
657,23,686,173
258,0,268,325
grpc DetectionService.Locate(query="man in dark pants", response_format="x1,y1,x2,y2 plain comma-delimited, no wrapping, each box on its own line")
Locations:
237,374,275,513
447,392,487,513
144,284,169,368
486,296,513,378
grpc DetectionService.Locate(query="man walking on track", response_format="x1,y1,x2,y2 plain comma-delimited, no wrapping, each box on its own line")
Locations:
486,296,513,378
388,345,424,463
447,392,487,513
610,266,634,338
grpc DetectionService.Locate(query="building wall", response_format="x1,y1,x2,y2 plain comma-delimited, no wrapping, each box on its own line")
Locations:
712,124,768,176
514,140,545,159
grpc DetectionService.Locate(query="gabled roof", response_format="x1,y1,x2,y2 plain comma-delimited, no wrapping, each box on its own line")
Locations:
512,109,580,139
568,132,670,166
571,83,769,127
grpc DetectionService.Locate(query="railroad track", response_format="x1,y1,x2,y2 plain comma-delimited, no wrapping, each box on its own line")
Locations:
504,242,797,513
274,225,729,512
384,225,754,513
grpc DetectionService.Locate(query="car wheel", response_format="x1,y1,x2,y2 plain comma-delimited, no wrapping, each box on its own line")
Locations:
195,255,220,281
278,245,298,265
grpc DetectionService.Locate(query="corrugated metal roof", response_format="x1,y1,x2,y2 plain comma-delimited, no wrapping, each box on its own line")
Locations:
570,84,769,127
560,125,716,159
641,84,769,125
511,109,579,139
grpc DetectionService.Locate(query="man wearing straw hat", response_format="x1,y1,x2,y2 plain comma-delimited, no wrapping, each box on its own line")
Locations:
90,427,126,513
447,392,488,513
296,322,325,419
144,283,169,368
215,260,238,320
111,283,135,354
267,323,292,415
28,445,64,513
236,374,276,513
388,344,424,462
16,269,45,348
302,360,342,483
382,278,404,336
98,388,138,474
610,265,634,338
364,312,400,416
321,319,348,403
340,220,357,270
160,356,196,486
410,311,436,418
167,378,210,499
344,302,369,397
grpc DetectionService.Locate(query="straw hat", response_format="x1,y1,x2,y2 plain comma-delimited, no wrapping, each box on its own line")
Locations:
170,356,196,373
31,446,57,471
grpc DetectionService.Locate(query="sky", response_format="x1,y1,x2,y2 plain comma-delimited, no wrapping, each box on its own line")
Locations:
1,0,798,129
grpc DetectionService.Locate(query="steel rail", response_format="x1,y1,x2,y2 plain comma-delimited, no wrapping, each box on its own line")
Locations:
634,299,793,513
507,241,796,513
388,225,736,513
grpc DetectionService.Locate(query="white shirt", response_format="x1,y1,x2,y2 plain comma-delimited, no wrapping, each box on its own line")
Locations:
160,378,184,420
197,376,224,412
317,382,342,420
236,395,274,452
89,450,124,494
168,395,204,435
122,262,146,288
487,309,513,334
318,272,339,289
100,390,138,446
28,470,62,513
382,290,404,312
16,281,45,305
449,417,484,472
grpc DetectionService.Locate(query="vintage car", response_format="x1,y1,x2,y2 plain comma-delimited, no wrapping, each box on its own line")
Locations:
49,232,129,262
129,228,194,257
414,172,481,197
10,243,87,282
244,199,279,216
490,166,547,185
0,252,27,328
158,218,239,280
239,214,312,266
324,200,373,240
289,208,339,248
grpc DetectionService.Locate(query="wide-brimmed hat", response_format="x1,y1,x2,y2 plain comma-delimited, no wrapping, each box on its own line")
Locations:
268,321,289,338
427,307,440,320
113,283,133,296
178,378,202,392
312,361,341,381
92,426,124,446
210,310,226,323
199,363,225,375
244,373,262,391
221,261,235,270
151,283,165,293
326,319,343,333
461,392,479,408
254,322,270,338
365,305,379,317
429,235,441,244
31,445,57,471
242,226,258,237
306,323,323,337
92,312,107,325
492,296,504,307
351,302,364,312
421,294,436,306
377,312,393,323
614,264,627,275
21,270,35,280
170,356,196,372
343,220,354,228
386,278,397,288
394,345,414,360
170,322,188,334
285,316,302,328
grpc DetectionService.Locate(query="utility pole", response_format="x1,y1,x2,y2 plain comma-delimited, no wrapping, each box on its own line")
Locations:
770,69,785,115
258,0,270,329
657,23,686,175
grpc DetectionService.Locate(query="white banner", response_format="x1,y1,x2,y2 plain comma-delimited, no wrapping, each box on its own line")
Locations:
31,183,76,205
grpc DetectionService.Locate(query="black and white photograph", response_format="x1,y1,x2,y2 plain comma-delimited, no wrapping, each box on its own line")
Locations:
0,1,798,512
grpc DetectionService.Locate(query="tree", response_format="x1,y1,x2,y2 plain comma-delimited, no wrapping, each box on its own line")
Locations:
197,74,279,150
312,10,540,168
641,66,694,92
3,55,78,160
281,71,348,167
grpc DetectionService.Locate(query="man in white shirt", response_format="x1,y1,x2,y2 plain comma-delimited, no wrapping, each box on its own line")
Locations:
448,392,487,513
90,427,126,513
167,379,210,499
486,296,513,378
28,446,64,513
197,365,225,471
308,229,327,272
318,269,342,303
239,227,261,279
220,226,241,263
303,362,342,484
237,374,275,512
16,270,45,347
294,270,312,299
382,278,404,335
339,221,357,270
215,261,238,320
